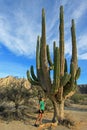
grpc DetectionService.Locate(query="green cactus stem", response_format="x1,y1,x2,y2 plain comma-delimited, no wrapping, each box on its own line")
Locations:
75,67,81,80
64,58,67,73
61,72,71,87
36,36,40,71
59,6,65,76
30,65,38,82
27,70,40,85
47,45,53,66
71,19,77,76
53,47,60,92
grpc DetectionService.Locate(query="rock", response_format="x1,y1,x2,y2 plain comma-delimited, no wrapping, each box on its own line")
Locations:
0,76,31,89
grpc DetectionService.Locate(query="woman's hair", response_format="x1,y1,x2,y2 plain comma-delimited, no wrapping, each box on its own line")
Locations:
39,96,43,101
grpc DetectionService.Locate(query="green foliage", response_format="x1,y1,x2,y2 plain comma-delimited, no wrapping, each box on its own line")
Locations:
70,94,87,104
45,99,53,111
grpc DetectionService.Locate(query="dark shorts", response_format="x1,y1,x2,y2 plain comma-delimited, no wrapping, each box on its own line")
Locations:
39,110,44,114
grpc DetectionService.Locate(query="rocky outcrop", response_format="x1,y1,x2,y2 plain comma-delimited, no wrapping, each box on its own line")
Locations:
0,76,31,89
78,84,87,94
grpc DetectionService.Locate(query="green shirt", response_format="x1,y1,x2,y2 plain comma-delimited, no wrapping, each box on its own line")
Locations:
39,100,45,111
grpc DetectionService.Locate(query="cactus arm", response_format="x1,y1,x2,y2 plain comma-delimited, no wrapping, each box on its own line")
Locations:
63,63,76,98
59,6,65,76
56,5,65,101
71,19,77,63
30,66,38,82
27,70,31,82
63,19,79,98
39,8,51,92
53,41,56,66
64,58,67,73
71,19,77,75
63,62,78,98
61,72,71,87
36,36,40,71
53,47,60,93
46,45,53,66
26,70,40,85
36,36,44,84
75,67,81,80
70,62,75,87
40,8,47,69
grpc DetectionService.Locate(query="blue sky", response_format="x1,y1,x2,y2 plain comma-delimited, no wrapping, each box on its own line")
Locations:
0,0,87,85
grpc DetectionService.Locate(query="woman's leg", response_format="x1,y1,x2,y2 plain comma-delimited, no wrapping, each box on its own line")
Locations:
35,111,44,125
35,113,41,125
39,113,43,124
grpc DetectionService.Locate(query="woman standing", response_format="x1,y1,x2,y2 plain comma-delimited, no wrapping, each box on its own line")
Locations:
34,97,45,126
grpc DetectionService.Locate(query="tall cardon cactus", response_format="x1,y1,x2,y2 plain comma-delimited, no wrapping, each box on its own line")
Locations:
27,6,81,123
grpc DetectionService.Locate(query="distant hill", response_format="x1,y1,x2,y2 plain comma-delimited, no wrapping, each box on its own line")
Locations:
78,84,87,94
0,76,87,94
0,76,31,89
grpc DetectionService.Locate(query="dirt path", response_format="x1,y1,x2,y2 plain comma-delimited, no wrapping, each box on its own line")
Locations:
0,104,87,130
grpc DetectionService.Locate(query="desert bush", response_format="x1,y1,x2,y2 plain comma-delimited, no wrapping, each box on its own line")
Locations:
45,99,53,111
70,93,87,104
0,80,33,121
0,80,48,122
63,113,75,128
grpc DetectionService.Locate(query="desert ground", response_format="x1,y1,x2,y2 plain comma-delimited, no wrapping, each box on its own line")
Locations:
0,104,87,130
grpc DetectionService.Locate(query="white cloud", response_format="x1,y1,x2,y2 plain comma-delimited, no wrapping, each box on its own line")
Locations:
63,0,87,33
77,34,87,59
0,0,87,60
0,7,40,57
72,2,87,23
64,33,87,60
78,53,87,60
65,39,72,56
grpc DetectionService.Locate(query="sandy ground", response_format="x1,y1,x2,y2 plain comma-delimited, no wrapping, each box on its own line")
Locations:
0,104,87,130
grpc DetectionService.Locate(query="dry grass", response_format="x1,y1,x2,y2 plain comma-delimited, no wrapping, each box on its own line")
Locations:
0,106,87,130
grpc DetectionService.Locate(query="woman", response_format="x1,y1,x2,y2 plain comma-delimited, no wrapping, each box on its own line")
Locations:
34,97,45,126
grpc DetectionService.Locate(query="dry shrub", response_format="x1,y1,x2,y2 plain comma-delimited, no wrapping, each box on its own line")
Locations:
63,113,76,128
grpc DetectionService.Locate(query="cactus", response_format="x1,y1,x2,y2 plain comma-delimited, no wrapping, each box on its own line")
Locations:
27,6,81,122
52,47,60,93
46,45,53,67
75,67,81,80
64,58,67,72
30,66,38,82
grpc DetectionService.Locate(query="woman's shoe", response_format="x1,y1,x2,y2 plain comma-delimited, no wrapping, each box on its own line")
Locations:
34,124,39,127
